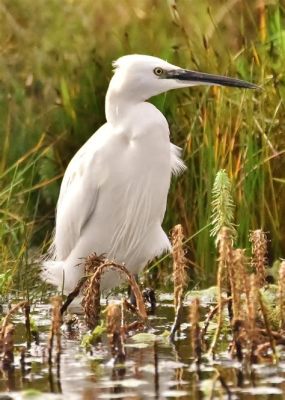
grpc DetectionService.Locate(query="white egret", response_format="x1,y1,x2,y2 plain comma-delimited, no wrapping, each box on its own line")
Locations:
42,54,257,293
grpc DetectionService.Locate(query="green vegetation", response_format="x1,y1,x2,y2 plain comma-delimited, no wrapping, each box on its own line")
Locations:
81,322,106,351
1,0,285,293
210,169,236,239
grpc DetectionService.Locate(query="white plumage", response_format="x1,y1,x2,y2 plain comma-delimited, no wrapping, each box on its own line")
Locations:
42,54,257,293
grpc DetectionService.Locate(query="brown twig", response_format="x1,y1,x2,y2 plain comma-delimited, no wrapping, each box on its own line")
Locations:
24,303,31,346
170,224,189,340
124,321,145,333
82,253,147,330
208,227,233,355
172,224,189,311
202,297,231,340
0,300,28,337
48,296,63,366
249,229,268,288
278,261,285,329
106,303,125,363
190,298,202,365
258,292,277,362
247,274,259,363
231,319,246,362
231,249,249,321
2,324,15,369
0,301,29,369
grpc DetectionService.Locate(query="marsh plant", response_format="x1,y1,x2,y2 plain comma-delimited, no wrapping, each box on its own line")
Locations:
80,253,147,329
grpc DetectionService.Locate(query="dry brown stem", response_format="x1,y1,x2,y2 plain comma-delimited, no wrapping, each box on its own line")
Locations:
249,229,268,288
82,259,102,329
24,303,31,345
171,224,189,311
0,300,29,366
170,225,189,340
2,324,14,369
82,253,147,330
48,296,62,365
231,319,247,362
278,261,285,330
189,298,202,363
124,321,145,333
247,274,259,362
231,249,249,321
201,297,231,340
208,227,233,354
258,292,276,362
0,300,28,337
105,303,125,362
257,328,285,341
258,0,266,43
248,274,258,333
106,304,121,335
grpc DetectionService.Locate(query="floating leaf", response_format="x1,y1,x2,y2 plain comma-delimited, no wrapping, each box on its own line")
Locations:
130,332,157,343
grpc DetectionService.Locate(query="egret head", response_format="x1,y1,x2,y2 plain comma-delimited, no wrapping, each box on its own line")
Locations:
109,54,258,103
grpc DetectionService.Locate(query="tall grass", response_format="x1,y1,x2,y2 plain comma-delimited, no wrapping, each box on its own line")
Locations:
0,0,285,292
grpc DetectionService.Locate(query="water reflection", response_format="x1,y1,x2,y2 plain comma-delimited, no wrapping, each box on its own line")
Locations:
0,301,284,399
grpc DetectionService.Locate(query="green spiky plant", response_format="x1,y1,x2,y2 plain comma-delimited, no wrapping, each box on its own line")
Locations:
210,169,237,240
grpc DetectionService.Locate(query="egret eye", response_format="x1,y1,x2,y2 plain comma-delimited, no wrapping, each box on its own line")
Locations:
153,67,164,76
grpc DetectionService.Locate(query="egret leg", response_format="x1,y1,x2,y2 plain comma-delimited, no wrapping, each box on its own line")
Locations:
129,275,157,312
142,288,156,314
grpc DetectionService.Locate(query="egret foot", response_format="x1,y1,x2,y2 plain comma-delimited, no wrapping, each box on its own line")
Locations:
142,288,156,314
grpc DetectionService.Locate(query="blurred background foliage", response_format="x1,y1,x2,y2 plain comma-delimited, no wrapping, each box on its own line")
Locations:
0,0,285,293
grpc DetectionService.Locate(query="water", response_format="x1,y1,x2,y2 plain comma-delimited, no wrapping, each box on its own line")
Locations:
0,295,285,399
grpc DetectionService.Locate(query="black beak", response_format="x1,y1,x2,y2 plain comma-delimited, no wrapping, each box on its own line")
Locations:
166,69,259,89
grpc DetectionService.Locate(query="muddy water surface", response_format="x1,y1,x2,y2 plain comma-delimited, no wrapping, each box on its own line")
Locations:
0,295,285,399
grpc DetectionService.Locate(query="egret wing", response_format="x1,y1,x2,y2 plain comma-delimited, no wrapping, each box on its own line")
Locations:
54,125,108,260
170,143,186,176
